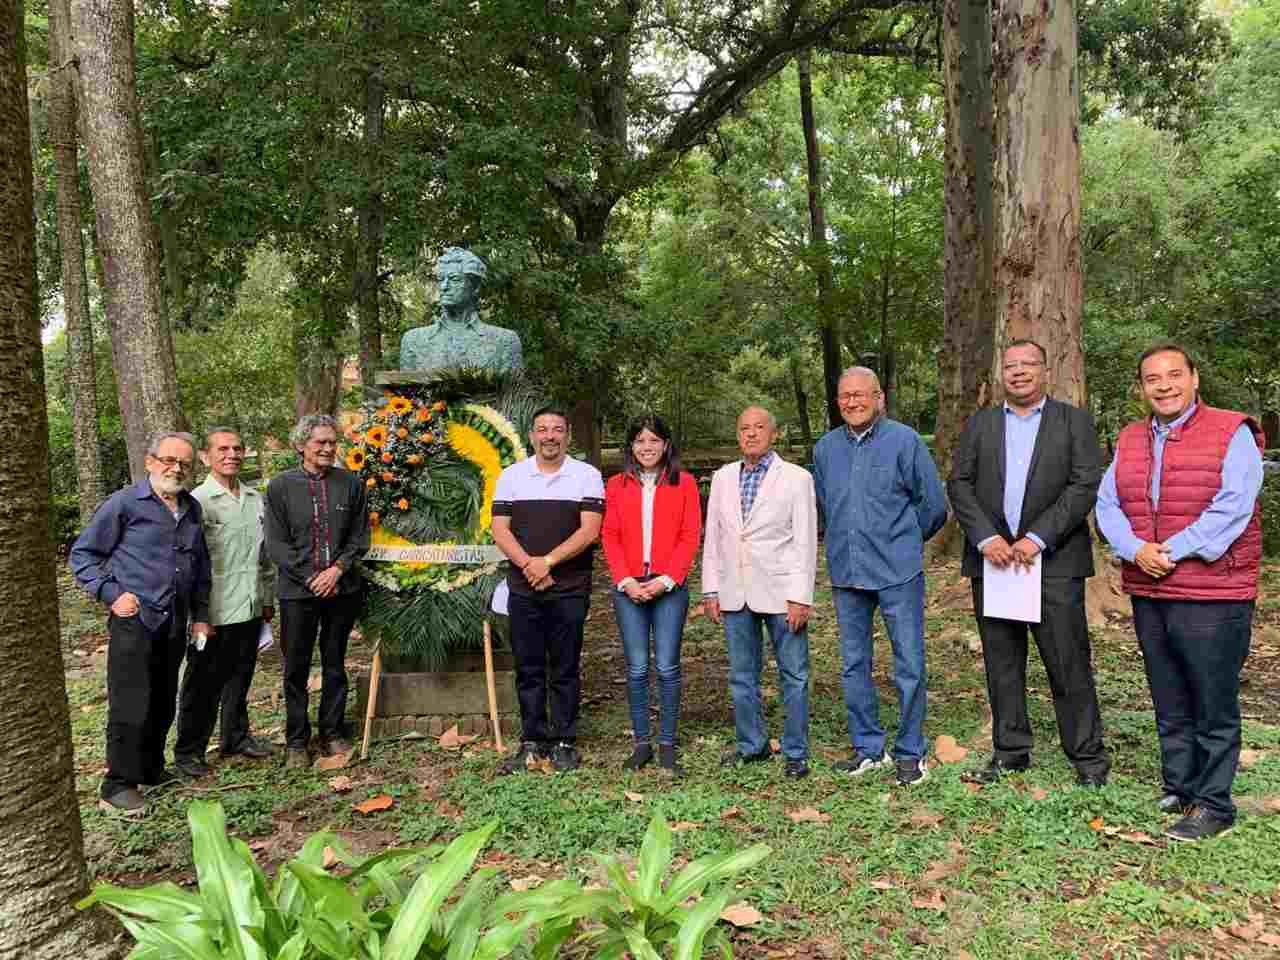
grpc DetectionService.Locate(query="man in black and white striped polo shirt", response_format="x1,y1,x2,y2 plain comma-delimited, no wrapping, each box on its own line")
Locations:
491,406,605,774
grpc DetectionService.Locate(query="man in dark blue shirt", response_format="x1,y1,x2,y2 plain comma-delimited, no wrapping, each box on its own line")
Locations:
813,367,947,787
70,432,212,817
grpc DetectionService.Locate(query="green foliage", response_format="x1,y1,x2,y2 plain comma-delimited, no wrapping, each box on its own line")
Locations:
78,802,772,959
385,456,483,545
1261,470,1280,557
359,573,504,667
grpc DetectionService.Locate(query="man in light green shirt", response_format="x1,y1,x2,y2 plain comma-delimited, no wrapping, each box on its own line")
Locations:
173,428,276,776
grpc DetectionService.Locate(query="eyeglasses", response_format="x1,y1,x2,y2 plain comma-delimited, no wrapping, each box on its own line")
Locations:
151,456,193,471
1003,360,1044,372
837,391,880,403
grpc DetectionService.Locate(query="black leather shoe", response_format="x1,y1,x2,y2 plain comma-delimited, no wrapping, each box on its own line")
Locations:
622,742,653,771
1158,793,1191,815
720,749,772,767
658,744,685,778
962,756,1029,785
174,757,213,779
224,736,274,759
783,759,810,779
1076,772,1108,788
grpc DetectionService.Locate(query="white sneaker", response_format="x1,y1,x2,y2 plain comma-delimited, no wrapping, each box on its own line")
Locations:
896,757,930,786
833,751,891,776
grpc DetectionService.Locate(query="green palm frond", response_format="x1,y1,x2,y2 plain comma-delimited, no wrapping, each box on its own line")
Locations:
360,574,504,667
382,455,483,544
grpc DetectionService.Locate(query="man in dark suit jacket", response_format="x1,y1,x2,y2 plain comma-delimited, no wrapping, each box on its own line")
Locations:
948,339,1111,786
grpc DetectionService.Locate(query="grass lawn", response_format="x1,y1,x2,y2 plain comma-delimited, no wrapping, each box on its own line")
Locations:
60,556,1280,958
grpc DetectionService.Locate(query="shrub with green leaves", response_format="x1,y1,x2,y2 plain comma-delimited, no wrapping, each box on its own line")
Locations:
78,804,772,960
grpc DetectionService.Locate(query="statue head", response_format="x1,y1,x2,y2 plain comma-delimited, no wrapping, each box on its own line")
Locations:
422,246,487,314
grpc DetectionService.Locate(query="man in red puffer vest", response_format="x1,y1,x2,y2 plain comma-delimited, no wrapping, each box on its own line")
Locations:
1097,344,1265,842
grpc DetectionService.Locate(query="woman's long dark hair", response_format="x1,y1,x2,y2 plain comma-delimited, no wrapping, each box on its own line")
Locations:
621,414,682,486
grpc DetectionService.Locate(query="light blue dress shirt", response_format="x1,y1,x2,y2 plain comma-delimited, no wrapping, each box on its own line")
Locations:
1096,403,1264,562
977,400,1047,552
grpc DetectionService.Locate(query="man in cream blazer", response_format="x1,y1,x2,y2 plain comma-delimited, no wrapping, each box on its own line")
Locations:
702,406,818,778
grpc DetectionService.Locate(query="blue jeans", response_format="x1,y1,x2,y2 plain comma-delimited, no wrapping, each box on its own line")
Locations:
612,587,689,745
723,607,810,761
832,574,928,760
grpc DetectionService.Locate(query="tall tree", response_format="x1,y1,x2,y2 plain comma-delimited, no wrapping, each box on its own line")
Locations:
47,0,104,523
935,0,994,483
992,0,1085,405
355,0,386,384
71,0,181,478
796,49,842,429
0,3,119,955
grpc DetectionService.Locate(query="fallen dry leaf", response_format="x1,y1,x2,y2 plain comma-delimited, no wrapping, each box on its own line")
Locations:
530,756,555,774
909,810,945,829
624,791,645,803
1110,830,1160,846
315,752,350,771
438,724,480,750
911,890,947,912
322,846,339,870
869,878,895,890
1239,749,1264,769
1029,787,1049,801
329,775,354,793
719,902,764,927
787,807,831,824
934,735,968,764
1257,932,1280,948
920,859,963,884
1088,817,1106,832
307,673,322,692
353,794,394,815
671,821,701,832
248,838,271,852
721,806,745,820
769,738,782,754
509,875,544,891
1228,923,1263,942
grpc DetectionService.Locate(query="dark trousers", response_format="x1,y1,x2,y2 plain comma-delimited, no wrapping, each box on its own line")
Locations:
1132,596,1253,822
281,593,361,748
174,618,262,761
102,613,186,798
508,591,588,746
972,576,1110,777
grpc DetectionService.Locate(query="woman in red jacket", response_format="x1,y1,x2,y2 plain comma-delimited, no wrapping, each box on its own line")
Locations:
602,415,702,775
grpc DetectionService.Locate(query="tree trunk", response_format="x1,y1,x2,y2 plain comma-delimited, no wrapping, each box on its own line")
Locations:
355,1,385,385
788,351,814,455
72,0,182,479
936,0,995,485
293,311,343,419
992,0,1085,406
48,0,105,524
0,8,123,955
797,50,842,430
878,265,897,417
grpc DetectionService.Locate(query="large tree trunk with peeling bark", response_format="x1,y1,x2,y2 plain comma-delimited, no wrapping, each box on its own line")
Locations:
0,7,122,956
992,0,1085,406
933,0,996,559
49,0,105,524
72,0,182,479
797,50,842,429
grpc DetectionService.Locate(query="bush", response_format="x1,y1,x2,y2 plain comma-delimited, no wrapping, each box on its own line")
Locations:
1261,468,1280,557
78,804,772,959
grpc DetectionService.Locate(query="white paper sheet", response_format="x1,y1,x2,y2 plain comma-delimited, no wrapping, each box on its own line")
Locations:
982,554,1042,623
490,579,510,616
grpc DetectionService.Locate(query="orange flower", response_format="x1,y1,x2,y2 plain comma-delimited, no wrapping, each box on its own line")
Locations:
388,396,414,416
369,511,381,528
381,451,393,464
415,406,431,422
396,497,409,510
366,425,388,448
382,471,394,482
431,400,446,412
396,427,409,439
422,432,435,444
407,454,422,466
366,477,377,488
345,448,367,471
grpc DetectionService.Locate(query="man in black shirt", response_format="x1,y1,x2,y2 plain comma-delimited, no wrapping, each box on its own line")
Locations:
491,407,605,773
266,414,369,767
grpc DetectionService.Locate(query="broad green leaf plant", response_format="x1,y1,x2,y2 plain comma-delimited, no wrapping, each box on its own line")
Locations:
78,803,770,959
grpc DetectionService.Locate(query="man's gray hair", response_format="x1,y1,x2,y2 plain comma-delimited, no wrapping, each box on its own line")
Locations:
838,366,882,391
291,414,339,449
203,425,242,449
739,405,778,430
432,246,487,282
146,431,198,457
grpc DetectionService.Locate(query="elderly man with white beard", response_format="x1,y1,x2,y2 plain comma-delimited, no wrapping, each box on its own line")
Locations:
71,431,213,817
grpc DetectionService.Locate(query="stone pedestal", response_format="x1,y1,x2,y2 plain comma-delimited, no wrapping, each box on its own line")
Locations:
355,651,519,740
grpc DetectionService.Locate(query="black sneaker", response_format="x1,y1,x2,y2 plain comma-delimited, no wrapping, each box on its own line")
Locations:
1165,807,1233,842
623,742,653,771
497,741,542,776
97,787,147,818
720,748,772,767
174,757,213,779
551,741,579,772
896,757,929,786
224,735,274,759
658,744,685,778
832,751,890,776
784,759,810,779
